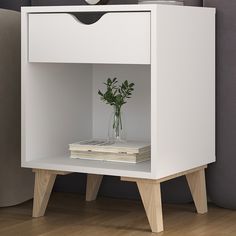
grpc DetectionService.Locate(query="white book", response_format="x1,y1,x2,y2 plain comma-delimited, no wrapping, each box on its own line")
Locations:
69,139,151,163
69,139,151,154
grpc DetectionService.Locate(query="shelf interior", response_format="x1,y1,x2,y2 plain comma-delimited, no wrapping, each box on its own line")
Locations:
23,156,152,178
23,63,151,176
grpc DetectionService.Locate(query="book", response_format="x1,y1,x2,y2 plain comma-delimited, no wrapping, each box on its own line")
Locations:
69,139,151,163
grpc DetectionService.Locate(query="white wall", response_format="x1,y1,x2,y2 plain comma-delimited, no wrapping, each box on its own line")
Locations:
92,64,151,142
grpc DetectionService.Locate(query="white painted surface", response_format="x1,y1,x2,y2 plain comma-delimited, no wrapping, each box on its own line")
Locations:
21,63,93,163
23,157,152,179
153,6,215,178
28,12,150,64
21,4,156,13
22,5,215,179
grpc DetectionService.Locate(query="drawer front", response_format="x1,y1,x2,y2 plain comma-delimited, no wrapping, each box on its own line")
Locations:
28,12,151,64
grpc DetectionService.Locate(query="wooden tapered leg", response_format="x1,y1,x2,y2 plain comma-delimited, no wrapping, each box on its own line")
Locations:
86,174,103,201
137,180,164,233
121,166,207,233
32,169,56,217
186,168,208,214
32,169,70,217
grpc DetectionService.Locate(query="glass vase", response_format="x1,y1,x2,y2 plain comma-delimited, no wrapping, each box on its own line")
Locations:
108,106,126,143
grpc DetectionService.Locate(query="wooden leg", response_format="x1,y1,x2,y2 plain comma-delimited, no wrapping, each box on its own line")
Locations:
121,166,207,233
186,168,208,214
32,169,56,217
32,169,70,217
86,174,103,202
137,180,164,233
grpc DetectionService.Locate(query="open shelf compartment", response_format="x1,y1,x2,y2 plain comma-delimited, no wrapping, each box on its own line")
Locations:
21,63,152,178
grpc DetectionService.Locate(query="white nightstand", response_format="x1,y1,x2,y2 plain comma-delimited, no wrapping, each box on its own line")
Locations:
21,4,215,232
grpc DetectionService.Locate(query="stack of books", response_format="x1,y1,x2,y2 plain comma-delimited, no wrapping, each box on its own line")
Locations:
69,140,151,163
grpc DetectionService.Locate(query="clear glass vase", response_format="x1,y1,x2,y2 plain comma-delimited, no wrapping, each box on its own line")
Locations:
108,106,126,143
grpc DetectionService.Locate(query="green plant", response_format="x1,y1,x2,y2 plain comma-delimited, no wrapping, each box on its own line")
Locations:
98,78,135,140
98,78,134,108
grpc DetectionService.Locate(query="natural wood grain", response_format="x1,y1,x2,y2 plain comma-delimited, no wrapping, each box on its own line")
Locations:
86,174,103,202
32,170,57,217
186,168,208,214
0,192,236,236
32,169,70,217
121,165,208,232
121,165,207,183
32,167,207,232
137,180,163,233
32,169,70,175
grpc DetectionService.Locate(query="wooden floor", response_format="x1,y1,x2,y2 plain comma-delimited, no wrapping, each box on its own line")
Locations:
0,192,236,236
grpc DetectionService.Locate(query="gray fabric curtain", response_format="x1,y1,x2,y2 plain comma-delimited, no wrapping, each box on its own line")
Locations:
0,0,31,11
0,9,34,207
185,0,202,6
204,0,236,210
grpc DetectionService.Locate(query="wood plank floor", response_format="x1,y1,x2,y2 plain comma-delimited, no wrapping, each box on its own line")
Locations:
0,192,236,236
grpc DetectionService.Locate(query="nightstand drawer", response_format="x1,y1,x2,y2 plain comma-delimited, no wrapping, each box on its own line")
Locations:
28,12,151,64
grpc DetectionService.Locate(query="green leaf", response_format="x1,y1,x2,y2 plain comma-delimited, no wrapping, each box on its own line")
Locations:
98,90,103,96
98,78,134,107
107,78,112,84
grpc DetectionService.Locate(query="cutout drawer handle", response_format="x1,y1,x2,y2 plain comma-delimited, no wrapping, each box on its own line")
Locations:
69,12,108,25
